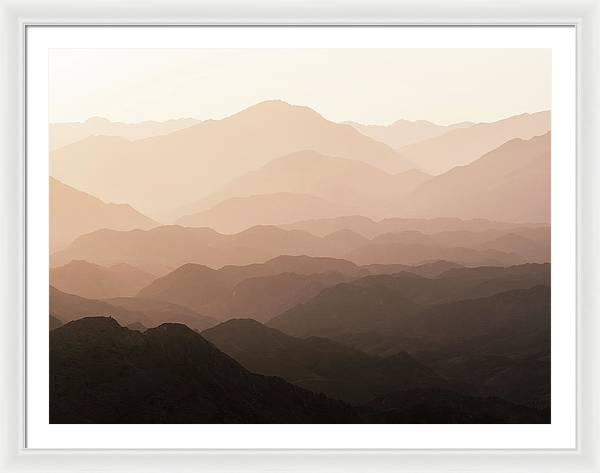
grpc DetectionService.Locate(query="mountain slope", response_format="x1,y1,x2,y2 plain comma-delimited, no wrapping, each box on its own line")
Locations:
51,101,414,220
50,177,158,251
50,286,217,331
398,111,550,174
203,318,442,404
345,119,473,149
280,215,541,239
363,388,547,423
50,260,155,299
268,264,550,339
50,317,359,423
177,192,358,233
177,151,430,221
136,258,352,321
399,133,551,222
51,223,537,272
49,117,200,151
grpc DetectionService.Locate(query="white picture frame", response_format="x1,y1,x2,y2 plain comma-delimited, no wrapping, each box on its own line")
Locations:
1,0,599,471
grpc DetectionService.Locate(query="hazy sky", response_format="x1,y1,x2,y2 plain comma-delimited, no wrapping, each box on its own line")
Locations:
49,48,551,125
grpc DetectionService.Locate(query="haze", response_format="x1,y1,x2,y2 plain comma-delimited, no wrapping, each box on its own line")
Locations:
49,48,551,125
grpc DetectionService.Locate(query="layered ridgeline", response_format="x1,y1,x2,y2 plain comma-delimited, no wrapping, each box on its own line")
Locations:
50,220,549,273
50,116,201,151
48,101,552,424
176,133,550,227
50,255,473,324
50,317,547,423
50,285,218,332
344,118,474,149
50,260,155,299
51,177,157,252
176,151,431,229
50,317,358,423
202,318,447,404
50,101,414,220
396,111,550,174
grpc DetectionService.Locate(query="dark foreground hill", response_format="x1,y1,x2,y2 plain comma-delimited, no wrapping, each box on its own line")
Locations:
50,317,358,423
203,318,444,404
50,317,548,424
363,388,548,424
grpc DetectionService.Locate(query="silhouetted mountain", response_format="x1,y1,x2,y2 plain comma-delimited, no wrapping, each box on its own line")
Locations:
268,281,550,411
398,111,550,174
217,272,348,322
345,241,523,266
50,317,359,423
137,259,351,321
50,260,155,299
50,285,142,325
203,319,447,404
49,315,63,330
270,281,423,338
220,255,364,283
125,322,147,332
50,286,217,331
50,177,157,251
50,225,322,270
269,265,549,339
363,260,463,278
103,297,218,331
399,133,551,222
177,192,357,233
363,388,548,423
51,222,545,271
177,151,430,221
345,119,474,149
280,215,543,239
50,117,201,151
51,101,414,220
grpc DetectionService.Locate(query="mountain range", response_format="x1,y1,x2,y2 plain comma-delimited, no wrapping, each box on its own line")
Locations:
50,317,548,423
176,151,430,225
396,133,551,222
49,116,201,151
50,101,414,220
203,318,446,404
50,285,217,331
50,260,155,299
398,111,550,174
48,99,552,425
50,177,157,251
345,118,474,149
176,132,549,225
50,317,358,423
51,222,547,272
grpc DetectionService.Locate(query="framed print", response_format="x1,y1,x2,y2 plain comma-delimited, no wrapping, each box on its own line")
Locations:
1,0,599,471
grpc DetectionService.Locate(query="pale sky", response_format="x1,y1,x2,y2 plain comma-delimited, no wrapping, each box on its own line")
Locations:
49,48,551,126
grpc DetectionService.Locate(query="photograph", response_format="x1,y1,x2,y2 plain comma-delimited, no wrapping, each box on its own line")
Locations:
48,47,552,424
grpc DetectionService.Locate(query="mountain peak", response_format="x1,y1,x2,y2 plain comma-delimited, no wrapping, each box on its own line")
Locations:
232,100,323,121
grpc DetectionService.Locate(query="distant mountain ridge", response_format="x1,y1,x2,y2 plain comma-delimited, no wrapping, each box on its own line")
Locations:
397,133,551,222
50,177,157,251
345,118,474,149
50,260,155,299
49,116,201,151
268,264,550,339
177,191,359,233
50,285,217,331
51,221,547,272
176,151,430,223
398,111,550,174
51,100,414,220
